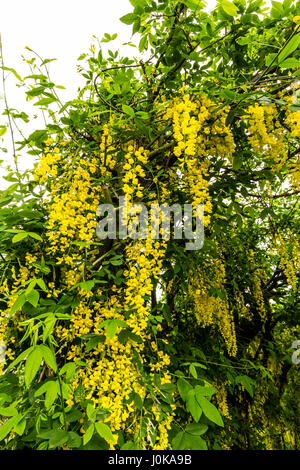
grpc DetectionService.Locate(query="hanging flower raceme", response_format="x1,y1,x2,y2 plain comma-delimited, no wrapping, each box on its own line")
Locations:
188,258,237,357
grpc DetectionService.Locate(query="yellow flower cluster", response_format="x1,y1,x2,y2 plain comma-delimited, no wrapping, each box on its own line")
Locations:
245,99,300,191
124,238,165,336
164,94,235,226
234,288,252,321
99,116,116,177
152,410,173,450
164,93,234,161
56,231,173,446
45,162,100,265
274,232,299,291
58,287,147,435
122,145,149,206
0,253,44,373
214,382,231,419
248,250,267,321
188,259,237,356
285,109,300,138
35,146,62,184
245,103,287,160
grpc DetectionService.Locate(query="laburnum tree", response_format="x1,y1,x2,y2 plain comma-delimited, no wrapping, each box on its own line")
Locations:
0,0,299,450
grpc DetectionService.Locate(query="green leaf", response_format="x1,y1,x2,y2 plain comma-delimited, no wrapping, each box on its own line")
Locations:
220,0,239,16
34,380,59,409
185,423,208,435
278,33,300,64
14,417,26,436
196,395,224,427
86,334,105,351
172,431,186,450
233,155,243,170
194,385,216,399
122,104,135,117
25,288,39,307
24,347,43,388
7,346,34,370
45,381,59,409
235,375,255,397
48,430,69,448
120,13,137,25
0,66,22,81
236,36,251,45
172,429,208,450
95,422,114,442
279,58,300,69
133,392,143,410
10,292,26,316
103,319,126,339
139,36,148,52
121,441,137,450
34,97,57,107
0,126,7,137
25,279,37,296
177,378,193,401
0,415,19,441
136,111,150,119
34,382,48,397
59,362,76,381
39,345,57,372
83,423,94,446
28,232,43,241
65,409,82,423
67,431,81,449
265,53,277,67
186,390,202,422
12,232,28,243
189,364,197,378
185,434,208,450
87,403,97,421
78,280,95,291
0,405,18,417
42,317,56,342
182,0,204,11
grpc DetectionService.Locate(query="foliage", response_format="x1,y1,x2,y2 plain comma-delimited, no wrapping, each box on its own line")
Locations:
0,0,299,450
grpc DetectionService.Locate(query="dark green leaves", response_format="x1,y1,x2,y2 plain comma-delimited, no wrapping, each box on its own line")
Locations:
38,429,70,449
177,378,193,401
235,375,255,397
177,379,223,426
172,425,208,450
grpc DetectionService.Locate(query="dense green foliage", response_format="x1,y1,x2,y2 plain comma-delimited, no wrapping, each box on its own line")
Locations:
0,0,299,450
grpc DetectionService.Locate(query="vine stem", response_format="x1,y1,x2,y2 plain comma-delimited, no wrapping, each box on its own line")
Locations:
57,372,68,431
